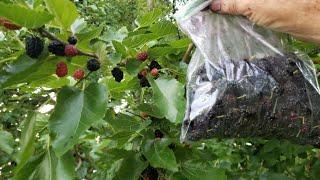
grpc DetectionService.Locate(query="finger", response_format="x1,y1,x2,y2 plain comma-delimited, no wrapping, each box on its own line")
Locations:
211,0,251,15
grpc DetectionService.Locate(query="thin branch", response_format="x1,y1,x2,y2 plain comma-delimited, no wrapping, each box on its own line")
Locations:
124,110,146,120
37,27,64,44
78,50,98,59
182,43,194,63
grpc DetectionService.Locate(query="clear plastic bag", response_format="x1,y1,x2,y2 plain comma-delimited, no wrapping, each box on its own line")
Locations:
176,0,320,146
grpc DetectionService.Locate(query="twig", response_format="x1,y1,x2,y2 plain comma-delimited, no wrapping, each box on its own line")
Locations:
124,110,145,120
182,43,194,63
37,27,98,59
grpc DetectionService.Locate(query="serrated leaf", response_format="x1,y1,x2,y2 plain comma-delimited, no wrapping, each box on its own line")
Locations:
123,33,157,48
150,21,178,37
169,38,192,48
0,130,14,155
107,53,122,65
44,0,79,30
143,138,178,172
149,47,184,58
0,2,53,28
107,113,150,133
49,83,108,156
108,131,135,148
181,161,227,180
148,77,186,123
101,27,128,42
112,41,127,57
136,9,163,27
76,26,103,52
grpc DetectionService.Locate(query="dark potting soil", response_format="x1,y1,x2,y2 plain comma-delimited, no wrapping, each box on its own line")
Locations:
183,53,320,146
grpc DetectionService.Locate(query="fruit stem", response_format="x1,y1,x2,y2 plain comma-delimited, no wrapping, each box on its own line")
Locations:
78,50,98,59
182,43,194,63
125,110,146,120
37,27,98,59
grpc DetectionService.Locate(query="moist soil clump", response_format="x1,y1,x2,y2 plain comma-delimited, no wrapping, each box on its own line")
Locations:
183,53,320,146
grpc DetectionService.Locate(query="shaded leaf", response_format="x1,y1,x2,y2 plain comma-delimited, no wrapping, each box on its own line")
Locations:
0,130,14,155
107,153,147,180
49,83,108,156
15,113,37,172
143,138,178,172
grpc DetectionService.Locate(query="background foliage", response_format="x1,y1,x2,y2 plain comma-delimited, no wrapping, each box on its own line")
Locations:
0,0,320,179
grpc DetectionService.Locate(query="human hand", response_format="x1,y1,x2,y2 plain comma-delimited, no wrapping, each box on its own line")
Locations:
211,0,320,44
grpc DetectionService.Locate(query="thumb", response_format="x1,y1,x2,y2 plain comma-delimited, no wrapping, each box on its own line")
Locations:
211,0,250,15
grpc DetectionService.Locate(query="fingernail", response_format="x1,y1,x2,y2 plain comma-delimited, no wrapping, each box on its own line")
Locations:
211,0,221,12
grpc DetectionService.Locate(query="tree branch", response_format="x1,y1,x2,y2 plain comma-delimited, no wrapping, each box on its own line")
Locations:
37,27,98,59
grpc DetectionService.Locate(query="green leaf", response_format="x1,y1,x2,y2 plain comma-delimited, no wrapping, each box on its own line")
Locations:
0,55,58,89
76,26,103,52
259,172,290,180
181,161,227,180
107,53,122,65
125,60,145,75
107,153,147,180
136,9,163,27
108,131,135,148
44,0,79,30
49,83,108,156
150,21,178,37
149,77,186,123
0,2,53,28
14,150,75,180
15,113,37,172
0,130,14,155
169,38,192,48
149,47,184,58
105,76,139,99
107,113,150,133
143,138,178,172
112,41,127,57
101,27,128,42
123,33,157,48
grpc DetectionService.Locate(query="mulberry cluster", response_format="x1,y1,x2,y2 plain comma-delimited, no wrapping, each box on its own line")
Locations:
56,61,68,77
48,41,66,56
136,51,149,61
149,60,161,70
73,69,85,80
154,130,164,139
64,44,78,57
111,67,124,82
25,36,44,59
68,36,78,45
87,59,100,72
